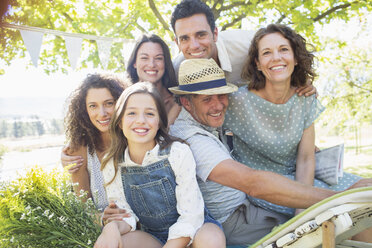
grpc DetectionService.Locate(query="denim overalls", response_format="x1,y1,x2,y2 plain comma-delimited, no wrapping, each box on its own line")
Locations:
121,145,220,244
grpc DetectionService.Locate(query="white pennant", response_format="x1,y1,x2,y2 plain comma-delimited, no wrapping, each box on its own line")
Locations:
96,39,112,69
122,39,136,66
20,30,43,67
64,36,82,70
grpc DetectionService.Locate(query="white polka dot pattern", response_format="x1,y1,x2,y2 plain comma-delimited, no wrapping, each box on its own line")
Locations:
224,87,360,216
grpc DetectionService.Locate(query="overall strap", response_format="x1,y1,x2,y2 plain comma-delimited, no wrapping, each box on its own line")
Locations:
158,143,172,156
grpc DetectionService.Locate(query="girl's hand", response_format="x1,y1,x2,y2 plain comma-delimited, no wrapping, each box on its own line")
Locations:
102,202,131,226
94,222,123,248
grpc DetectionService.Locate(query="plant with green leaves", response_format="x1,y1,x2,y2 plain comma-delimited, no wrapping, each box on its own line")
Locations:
0,145,7,161
0,167,101,248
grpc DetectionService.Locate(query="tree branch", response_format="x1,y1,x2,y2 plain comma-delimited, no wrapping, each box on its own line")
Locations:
211,0,224,10
275,5,296,24
221,13,246,31
62,12,83,34
219,1,247,11
134,22,147,33
148,0,170,32
210,0,224,19
326,91,369,105
313,2,354,22
347,81,372,92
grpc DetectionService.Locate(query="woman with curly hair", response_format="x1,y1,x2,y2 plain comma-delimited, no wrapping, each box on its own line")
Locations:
224,24,362,216
126,34,181,125
64,73,125,211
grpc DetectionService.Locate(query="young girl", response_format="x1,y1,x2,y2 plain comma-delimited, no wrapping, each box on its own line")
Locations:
94,82,225,248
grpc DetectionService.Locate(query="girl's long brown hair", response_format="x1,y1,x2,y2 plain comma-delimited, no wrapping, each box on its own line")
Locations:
101,82,180,184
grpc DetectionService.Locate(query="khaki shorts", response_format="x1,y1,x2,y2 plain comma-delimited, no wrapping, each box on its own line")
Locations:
222,199,290,246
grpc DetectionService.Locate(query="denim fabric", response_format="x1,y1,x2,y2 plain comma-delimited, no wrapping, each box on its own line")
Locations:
121,146,220,244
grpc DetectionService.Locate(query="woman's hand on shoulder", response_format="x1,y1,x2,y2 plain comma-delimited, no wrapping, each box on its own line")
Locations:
295,82,318,97
61,145,84,174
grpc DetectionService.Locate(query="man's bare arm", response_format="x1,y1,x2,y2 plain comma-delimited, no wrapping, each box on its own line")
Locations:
208,159,335,209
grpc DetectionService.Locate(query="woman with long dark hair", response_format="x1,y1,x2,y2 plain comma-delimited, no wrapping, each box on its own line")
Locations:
126,34,181,125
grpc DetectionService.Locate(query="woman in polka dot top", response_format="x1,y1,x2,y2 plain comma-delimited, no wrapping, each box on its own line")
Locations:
224,24,367,217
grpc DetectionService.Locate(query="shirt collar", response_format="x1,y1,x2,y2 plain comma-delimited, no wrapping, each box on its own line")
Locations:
177,108,221,136
123,143,160,166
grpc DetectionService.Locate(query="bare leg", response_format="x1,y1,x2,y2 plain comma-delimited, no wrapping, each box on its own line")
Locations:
122,230,162,248
191,223,226,248
352,227,372,243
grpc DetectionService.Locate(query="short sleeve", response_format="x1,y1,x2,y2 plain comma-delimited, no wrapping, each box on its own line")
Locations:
304,95,325,129
186,134,232,182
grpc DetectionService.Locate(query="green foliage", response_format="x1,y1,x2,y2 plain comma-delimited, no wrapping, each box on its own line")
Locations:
0,117,63,138
317,29,372,135
50,119,63,135
0,144,8,161
1,0,370,74
0,120,10,138
1,0,137,74
0,167,101,247
12,120,24,138
345,164,372,178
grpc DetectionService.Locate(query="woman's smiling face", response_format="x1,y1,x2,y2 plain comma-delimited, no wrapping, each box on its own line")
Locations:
256,32,296,86
86,88,115,133
134,42,165,85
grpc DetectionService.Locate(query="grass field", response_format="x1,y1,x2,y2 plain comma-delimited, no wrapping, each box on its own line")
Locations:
317,125,372,178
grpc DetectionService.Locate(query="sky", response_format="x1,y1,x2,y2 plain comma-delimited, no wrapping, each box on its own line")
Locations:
0,59,89,99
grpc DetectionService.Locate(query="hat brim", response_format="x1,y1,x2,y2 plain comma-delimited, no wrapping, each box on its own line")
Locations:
169,83,238,95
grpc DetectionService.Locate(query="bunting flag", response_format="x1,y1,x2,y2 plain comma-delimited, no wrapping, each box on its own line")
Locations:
96,39,112,69
64,36,82,70
122,39,136,66
19,30,43,67
4,23,176,71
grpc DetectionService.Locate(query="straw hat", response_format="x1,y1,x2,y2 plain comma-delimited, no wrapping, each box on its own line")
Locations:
169,59,238,95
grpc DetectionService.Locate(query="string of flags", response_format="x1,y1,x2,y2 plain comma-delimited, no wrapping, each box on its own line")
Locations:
1,23,179,70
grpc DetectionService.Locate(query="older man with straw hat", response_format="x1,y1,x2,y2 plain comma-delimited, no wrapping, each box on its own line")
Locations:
169,58,343,246
169,58,237,128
